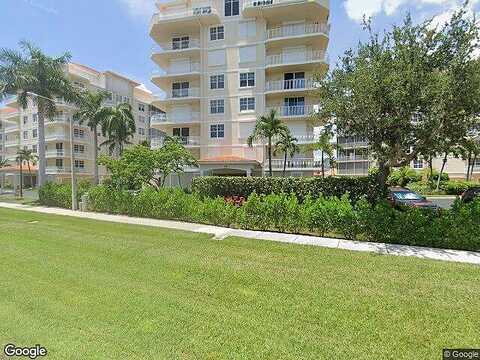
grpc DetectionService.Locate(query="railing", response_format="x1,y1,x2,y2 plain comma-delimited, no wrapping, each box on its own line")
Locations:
151,112,200,124
47,115,69,124
266,104,318,117
4,126,20,133
152,62,201,76
266,50,327,66
243,0,274,9
151,136,200,147
265,78,316,92
4,139,20,146
273,133,316,143
337,154,369,161
46,150,65,157
267,22,330,39
152,6,218,22
45,133,68,141
160,87,201,100
271,158,322,169
46,167,66,174
152,39,200,53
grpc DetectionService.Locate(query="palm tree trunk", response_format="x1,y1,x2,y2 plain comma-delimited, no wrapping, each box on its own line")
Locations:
93,126,99,184
470,154,477,180
27,163,32,189
467,153,472,181
268,138,273,177
37,107,46,187
321,150,325,178
19,161,23,198
283,152,287,177
436,152,448,191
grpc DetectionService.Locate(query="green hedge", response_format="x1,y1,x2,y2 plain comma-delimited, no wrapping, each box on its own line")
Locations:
408,180,479,195
38,181,91,208
191,176,383,203
84,185,480,252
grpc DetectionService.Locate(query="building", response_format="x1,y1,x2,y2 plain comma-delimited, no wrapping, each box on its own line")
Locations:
0,63,157,188
149,0,330,183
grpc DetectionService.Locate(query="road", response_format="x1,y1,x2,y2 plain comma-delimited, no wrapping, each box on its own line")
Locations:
426,196,457,209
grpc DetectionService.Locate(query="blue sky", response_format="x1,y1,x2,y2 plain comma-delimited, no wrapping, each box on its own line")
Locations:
0,0,478,93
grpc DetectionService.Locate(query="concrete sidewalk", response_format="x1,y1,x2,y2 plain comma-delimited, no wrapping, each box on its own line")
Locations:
1,201,479,266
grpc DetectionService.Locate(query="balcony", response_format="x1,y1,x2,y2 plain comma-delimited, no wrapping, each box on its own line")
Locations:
266,104,318,119
243,0,329,22
46,150,65,158
150,111,200,126
271,158,322,170
266,50,328,72
337,154,370,162
265,78,317,95
151,40,201,67
4,125,20,133
266,22,330,49
151,136,200,147
4,139,20,147
151,63,201,88
153,88,201,106
45,133,68,142
150,7,220,42
46,167,66,174
272,132,316,144
337,139,369,149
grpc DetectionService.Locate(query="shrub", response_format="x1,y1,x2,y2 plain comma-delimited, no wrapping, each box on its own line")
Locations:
387,167,422,187
39,181,91,208
191,176,383,203
441,180,479,195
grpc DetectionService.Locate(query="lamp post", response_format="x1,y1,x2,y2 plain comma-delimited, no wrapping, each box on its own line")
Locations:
27,92,78,210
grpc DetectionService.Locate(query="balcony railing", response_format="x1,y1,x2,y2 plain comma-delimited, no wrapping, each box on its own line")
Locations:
152,136,200,147
158,87,200,100
45,133,68,141
4,126,20,133
271,158,322,169
46,150,65,157
152,39,200,53
46,167,66,174
337,154,369,161
265,78,316,92
151,112,200,124
152,62,201,76
273,132,316,144
266,104,318,117
152,6,218,22
4,139,20,146
266,22,330,40
266,50,327,66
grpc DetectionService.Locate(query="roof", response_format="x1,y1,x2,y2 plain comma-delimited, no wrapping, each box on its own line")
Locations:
69,62,101,75
104,71,141,86
198,156,260,165
0,164,38,173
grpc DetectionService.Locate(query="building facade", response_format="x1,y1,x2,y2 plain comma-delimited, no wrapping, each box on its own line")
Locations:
149,0,330,183
0,63,156,187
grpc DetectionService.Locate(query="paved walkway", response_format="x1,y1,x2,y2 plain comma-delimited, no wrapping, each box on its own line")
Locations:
1,202,479,266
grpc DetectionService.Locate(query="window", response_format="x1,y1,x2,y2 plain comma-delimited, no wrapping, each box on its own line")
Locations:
138,128,145,135
172,82,189,98
23,131,28,140
172,36,190,50
210,99,225,114
225,0,239,16
74,144,84,153
240,72,255,87
210,124,225,138
208,49,226,66
173,127,190,144
284,72,305,89
74,128,85,138
239,46,256,63
240,97,255,111
283,97,305,116
55,159,63,168
74,160,85,169
23,116,28,125
413,159,424,169
210,26,224,41
32,129,38,138
210,75,225,89
240,21,256,38
32,145,37,153
33,113,38,123
138,103,145,112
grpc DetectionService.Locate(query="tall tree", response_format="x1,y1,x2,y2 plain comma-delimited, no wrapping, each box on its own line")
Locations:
274,130,299,177
100,103,136,157
0,41,78,187
247,109,289,176
73,90,111,184
315,7,480,191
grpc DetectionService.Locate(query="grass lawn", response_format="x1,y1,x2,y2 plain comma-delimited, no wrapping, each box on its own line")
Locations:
0,208,478,359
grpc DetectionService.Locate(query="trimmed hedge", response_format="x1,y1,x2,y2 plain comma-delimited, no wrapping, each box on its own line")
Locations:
38,181,91,208
191,176,383,203
408,180,480,195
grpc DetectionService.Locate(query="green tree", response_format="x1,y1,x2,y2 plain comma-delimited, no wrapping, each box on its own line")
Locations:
456,130,480,181
304,132,336,178
315,8,480,191
274,131,299,177
100,103,136,157
16,149,37,197
0,41,78,186
73,90,111,184
247,109,289,177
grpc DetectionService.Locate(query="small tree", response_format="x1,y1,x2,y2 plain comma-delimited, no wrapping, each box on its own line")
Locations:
247,109,289,177
274,130,299,177
101,103,136,157
303,132,335,178
16,149,37,196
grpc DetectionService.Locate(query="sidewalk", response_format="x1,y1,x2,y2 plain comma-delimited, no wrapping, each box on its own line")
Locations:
1,202,479,265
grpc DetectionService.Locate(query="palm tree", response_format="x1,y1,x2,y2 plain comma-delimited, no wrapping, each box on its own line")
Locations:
304,132,336,178
247,109,289,177
101,103,136,157
274,131,300,177
16,149,37,197
0,41,77,187
73,90,111,184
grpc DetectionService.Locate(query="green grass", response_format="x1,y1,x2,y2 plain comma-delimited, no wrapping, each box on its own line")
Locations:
0,208,478,359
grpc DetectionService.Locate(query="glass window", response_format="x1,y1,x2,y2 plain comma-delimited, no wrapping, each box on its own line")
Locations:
172,36,190,50
33,113,38,123
210,99,225,114
210,26,225,41
23,116,28,125
55,159,63,168
210,124,225,138
74,160,85,169
240,97,255,111
210,75,225,89
239,72,255,87
172,82,189,98
32,129,38,138
225,0,239,16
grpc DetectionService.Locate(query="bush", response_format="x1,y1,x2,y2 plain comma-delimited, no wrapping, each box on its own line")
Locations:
441,180,479,195
39,181,91,208
388,167,422,187
191,176,383,203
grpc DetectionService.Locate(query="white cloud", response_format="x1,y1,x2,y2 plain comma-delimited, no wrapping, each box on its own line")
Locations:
119,0,156,18
343,0,477,22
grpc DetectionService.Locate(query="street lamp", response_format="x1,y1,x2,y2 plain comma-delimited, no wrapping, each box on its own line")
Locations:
27,92,78,211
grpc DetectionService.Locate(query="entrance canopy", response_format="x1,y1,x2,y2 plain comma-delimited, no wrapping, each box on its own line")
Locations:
197,156,261,176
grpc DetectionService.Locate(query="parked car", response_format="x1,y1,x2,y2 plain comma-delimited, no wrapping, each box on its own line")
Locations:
387,187,440,210
461,187,480,203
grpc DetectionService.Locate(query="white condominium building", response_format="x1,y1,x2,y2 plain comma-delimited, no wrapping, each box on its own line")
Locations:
149,0,330,182
0,63,156,187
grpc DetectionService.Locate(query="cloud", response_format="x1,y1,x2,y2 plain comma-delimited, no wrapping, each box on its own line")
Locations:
119,0,156,18
343,0,477,22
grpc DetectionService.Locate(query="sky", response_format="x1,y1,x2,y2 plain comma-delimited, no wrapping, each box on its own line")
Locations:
0,0,479,94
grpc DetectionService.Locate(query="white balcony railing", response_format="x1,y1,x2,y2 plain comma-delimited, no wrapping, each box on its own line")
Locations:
152,39,201,53
271,158,323,169
266,50,327,66
46,167,66,174
266,104,318,117
45,133,68,141
159,87,200,100
152,62,201,76
151,136,200,147
47,115,69,124
337,154,369,161
152,6,218,22
151,112,200,124
46,150,65,157
267,22,330,40
4,139,20,146
4,126,20,133
265,78,316,92
273,133,316,144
